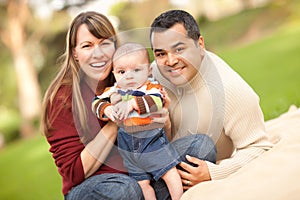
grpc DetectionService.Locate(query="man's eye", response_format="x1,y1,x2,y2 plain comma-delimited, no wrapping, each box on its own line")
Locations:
175,47,184,53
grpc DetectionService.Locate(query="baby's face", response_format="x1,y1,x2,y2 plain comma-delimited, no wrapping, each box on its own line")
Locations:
113,51,150,90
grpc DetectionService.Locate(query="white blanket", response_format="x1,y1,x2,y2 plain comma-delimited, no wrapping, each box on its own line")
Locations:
181,105,300,200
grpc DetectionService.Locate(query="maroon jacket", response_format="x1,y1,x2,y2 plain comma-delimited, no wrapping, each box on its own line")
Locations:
46,81,126,195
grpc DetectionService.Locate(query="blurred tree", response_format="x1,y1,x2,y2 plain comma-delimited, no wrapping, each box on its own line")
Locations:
0,0,41,138
110,0,173,31
0,0,93,140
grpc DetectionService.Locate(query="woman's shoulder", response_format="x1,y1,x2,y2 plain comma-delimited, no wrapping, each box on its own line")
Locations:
56,84,72,96
49,84,72,113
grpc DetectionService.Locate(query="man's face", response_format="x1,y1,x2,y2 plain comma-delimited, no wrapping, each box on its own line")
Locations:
151,23,204,86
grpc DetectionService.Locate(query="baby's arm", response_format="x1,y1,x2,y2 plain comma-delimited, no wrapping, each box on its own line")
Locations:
113,83,164,120
92,90,119,121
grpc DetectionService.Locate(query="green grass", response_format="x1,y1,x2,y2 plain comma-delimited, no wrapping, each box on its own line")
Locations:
0,135,63,200
219,24,300,120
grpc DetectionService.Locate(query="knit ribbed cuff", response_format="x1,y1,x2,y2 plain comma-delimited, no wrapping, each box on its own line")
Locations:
135,97,146,114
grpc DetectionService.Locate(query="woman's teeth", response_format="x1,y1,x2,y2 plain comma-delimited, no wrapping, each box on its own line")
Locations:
91,62,106,68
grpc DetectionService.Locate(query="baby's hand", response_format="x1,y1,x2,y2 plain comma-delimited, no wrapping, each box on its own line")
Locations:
104,105,118,122
110,93,122,105
113,99,135,120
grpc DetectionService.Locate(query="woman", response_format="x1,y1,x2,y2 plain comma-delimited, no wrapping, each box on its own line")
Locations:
41,11,147,199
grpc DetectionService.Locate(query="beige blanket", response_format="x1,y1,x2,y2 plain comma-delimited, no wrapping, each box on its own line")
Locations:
181,105,300,200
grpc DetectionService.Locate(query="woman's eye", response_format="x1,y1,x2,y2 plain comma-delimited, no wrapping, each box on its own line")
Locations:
81,44,91,48
100,42,109,46
100,39,113,46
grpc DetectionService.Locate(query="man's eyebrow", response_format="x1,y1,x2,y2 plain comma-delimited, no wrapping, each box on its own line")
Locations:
153,42,184,53
154,48,163,53
171,42,184,49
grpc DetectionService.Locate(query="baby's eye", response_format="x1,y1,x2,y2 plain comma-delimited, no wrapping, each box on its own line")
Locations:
134,68,141,72
118,70,125,74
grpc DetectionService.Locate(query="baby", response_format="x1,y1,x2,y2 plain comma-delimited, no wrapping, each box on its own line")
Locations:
92,43,183,200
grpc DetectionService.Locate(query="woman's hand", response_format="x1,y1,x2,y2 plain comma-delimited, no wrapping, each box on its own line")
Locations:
178,155,211,190
81,121,118,178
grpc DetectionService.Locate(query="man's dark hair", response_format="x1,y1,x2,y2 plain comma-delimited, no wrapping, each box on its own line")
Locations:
150,10,201,41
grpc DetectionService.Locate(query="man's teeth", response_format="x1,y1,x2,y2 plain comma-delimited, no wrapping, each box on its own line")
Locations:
91,62,105,67
169,68,181,72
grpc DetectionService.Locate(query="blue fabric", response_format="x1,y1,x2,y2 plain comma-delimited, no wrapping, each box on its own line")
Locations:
65,134,216,200
64,173,143,200
118,128,180,181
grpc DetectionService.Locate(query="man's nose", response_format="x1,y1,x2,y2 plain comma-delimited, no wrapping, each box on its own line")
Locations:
166,52,178,66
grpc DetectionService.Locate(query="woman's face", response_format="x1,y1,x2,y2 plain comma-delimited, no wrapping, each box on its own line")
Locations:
73,24,115,85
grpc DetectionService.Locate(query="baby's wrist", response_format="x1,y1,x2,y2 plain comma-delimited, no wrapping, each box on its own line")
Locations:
129,98,138,111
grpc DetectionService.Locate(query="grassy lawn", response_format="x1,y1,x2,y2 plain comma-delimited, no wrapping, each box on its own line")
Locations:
219,24,300,120
0,135,63,200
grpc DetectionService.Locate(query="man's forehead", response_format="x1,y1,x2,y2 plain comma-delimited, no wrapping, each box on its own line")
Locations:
152,31,190,51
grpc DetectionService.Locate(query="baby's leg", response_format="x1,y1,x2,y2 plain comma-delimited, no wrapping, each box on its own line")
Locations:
161,166,183,200
138,179,156,200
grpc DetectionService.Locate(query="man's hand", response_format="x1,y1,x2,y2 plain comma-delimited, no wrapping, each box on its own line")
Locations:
178,155,211,190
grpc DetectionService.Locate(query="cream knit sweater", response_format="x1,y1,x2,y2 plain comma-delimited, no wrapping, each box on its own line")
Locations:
152,50,274,180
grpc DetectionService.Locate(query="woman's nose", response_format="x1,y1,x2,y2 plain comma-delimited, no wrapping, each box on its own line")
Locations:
92,45,104,58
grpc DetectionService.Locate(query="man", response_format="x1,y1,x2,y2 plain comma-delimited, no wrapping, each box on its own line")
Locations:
150,9,273,189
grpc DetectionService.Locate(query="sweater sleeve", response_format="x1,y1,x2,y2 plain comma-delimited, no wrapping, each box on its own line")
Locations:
46,94,86,192
207,74,273,180
92,87,114,121
135,83,163,114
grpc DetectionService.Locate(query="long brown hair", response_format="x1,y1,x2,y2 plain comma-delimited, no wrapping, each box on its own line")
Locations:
41,11,118,139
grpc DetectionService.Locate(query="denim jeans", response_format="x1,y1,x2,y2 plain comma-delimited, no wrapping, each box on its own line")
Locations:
64,173,143,200
65,134,216,200
118,128,180,181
